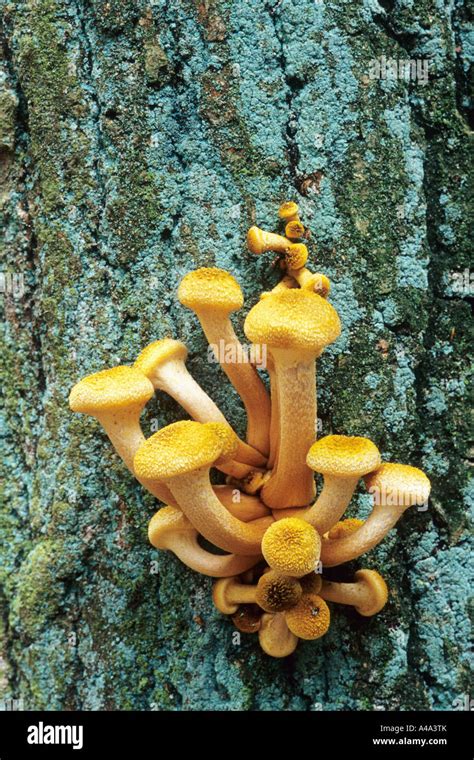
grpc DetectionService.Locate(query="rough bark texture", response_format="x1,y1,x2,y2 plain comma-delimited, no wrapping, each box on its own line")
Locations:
1,0,472,710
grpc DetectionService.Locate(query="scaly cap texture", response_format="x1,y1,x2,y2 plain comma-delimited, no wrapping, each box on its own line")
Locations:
205,422,239,464
178,267,243,313
364,462,431,507
134,339,188,377
285,593,331,640
327,518,365,540
134,420,222,481
69,366,154,413
244,289,341,356
255,571,302,613
261,518,321,577
307,435,381,477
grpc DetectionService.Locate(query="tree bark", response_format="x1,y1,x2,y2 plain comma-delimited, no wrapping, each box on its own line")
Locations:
0,0,471,710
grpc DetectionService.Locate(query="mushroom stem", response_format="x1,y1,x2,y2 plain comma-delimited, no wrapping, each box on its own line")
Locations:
320,503,409,567
261,352,316,508
202,314,271,456
247,227,291,255
320,580,369,607
214,486,270,522
168,468,273,555
214,579,257,608
266,353,279,470
319,570,388,616
95,410,174,505
258,613,298,658
288,267,330,297
303,475,359,534
149,357,266,467
134,341,265,468
148,508,259,578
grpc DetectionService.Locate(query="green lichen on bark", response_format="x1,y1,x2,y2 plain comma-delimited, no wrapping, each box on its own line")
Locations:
0,0,472,710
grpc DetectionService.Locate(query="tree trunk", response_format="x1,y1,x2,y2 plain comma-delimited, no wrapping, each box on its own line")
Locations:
1,0,471,710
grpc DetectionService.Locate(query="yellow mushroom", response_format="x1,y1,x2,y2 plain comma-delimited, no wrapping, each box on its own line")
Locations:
247,226,291,255
258,612,298,657
148,507,259,578
278,201,299,223
69,366,173,504
244,290,341,508
285,593,331,640
214,485,270,522
205,421,260,480
304,435,381,534
232,605,262,633
261,518,321,577
212,576,258,614
255,570,302,613
327,518,364,539
134,339,266,468
133,421,273,555
284,243,308,270
321,463,431,567
285,220,305,240
178,268,271,456
319,570,388,616
300,572,323,595
288,267,331,297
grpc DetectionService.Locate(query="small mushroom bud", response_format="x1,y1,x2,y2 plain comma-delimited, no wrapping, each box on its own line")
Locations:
288,268,331,297
255,570,302,613
319,570,388,617
247,226,291,255
278,201,299,223
284,243,308,270
285,220,305,240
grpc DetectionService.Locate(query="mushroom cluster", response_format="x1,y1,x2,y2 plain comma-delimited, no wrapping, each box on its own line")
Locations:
69,202,431,658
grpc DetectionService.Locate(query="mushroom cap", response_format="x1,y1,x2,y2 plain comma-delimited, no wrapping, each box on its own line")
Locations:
232,604,262,633
354,569,388,616
278,201,299,221
178,268,243,313
364,462,431,507
285,593,331,640
327,518,365,540
69,366,154,414
285,221,305,240
148,506,194,548
285,243,308,269
258,613,298,657
244,290,341,357
212,577,241,615
134,339,188,377
300,572,323,595
134,420,221,481
307,435,381,478
261,518,321,578
205,422,239,465
255,570,302,613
